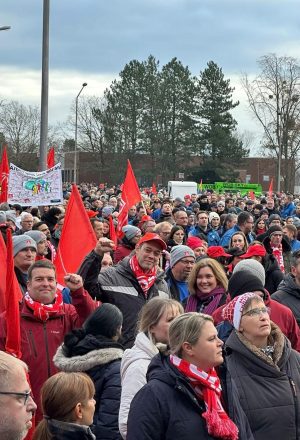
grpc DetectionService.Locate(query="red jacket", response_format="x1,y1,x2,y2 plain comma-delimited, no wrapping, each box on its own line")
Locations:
212,291,300,352
0,287,97,421
114,243,133,264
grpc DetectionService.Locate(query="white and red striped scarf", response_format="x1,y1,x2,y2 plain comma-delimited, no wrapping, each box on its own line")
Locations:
271,243,285,273
170,355,238,440
129,254,157,297
24,289,63,321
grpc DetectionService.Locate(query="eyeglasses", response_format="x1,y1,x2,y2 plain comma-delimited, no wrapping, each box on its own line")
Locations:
0,390,32,405
242,307,270,318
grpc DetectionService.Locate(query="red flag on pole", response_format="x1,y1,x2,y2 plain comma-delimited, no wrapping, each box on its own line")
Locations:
122,160,142,208
109,215,117,246
116,200,128,239
268,178,273,198
0,232,7,313
54,184,97,285
249,191,255,201
47,147,55,169
0,145,9,203
151,183,157,194
5,229,22,358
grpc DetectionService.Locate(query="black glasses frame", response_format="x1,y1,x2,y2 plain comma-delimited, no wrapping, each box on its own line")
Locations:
0,390,32,405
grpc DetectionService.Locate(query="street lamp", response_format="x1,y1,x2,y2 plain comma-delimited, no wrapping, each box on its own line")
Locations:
0,26,11,31
74,82,87,184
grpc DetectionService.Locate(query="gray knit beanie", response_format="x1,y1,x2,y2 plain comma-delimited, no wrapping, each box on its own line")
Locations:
122,225,141,241
233,259,265,286
12,235,37,257
26,230,47,244
170,245,195,268
0,211,6,224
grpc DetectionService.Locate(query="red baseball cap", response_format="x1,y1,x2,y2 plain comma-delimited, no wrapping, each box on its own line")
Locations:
240,244,266,259
137,232,167,250
184,194,191,199
207,246,231,258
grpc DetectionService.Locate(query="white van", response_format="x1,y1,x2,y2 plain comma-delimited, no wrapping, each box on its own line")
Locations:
168,181,198,200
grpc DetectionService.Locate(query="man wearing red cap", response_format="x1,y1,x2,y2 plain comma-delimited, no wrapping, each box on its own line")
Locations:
93,233,170,348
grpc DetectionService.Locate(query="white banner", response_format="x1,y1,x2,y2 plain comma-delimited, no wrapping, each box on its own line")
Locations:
8,163,63,206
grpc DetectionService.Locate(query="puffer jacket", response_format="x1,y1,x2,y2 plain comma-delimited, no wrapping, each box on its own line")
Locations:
54,335,123,440
263,254,284,294
127,353,254,440
225,324,300,440
47,419,96,440
96,257,170,348
119,332,159,439
272,274,300,326
0,287,96,422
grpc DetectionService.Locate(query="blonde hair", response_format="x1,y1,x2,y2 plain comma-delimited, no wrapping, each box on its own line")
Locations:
188,258,228,295
138,297,183,343
169,312,213,356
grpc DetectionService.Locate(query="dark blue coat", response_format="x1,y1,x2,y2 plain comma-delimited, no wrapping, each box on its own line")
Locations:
127,353,254,440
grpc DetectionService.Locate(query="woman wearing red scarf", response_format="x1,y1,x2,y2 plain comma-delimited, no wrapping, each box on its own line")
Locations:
127,313,253,440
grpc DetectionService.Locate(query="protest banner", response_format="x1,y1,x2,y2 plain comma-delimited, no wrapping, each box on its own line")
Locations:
8,162,63,206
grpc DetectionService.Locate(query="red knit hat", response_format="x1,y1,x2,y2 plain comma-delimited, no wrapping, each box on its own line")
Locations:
222,292,258,329
186,236,204,250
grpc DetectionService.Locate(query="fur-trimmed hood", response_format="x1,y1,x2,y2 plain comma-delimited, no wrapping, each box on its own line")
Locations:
226,322,291,374
53,345,123,372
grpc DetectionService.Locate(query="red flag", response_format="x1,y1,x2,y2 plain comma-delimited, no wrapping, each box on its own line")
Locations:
122,160,142,208
47,147,55,169
109,215,117,246
151,183,157,194
5,229,22,358
268,178,273,198
0,145,9,203
249,191,255,201
0,232,7,313
116,200,128,239
54,184,97,285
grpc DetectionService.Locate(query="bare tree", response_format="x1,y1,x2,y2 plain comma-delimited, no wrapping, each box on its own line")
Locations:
242,54,300,192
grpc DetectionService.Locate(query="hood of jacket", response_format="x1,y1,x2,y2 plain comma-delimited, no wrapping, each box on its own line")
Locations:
120,332,159,379
226,323,291,376
263,235,291,253
277,273,300,299
263,253,281,275
53,343,123,372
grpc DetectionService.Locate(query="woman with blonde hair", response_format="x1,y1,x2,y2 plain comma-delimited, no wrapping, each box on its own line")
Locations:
229,231,248,253
185,258,228,315
33,372,96,440
127,313,253,440
119,297,183,439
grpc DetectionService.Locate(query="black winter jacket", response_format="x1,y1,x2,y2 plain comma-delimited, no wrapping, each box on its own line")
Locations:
47,419,96,440
263,254,284,294
54,334,123,440
225,325,300,440
272,274,300,325
127,353,254,440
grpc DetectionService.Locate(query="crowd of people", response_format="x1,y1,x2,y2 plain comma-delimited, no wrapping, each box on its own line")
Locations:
1,183,300,439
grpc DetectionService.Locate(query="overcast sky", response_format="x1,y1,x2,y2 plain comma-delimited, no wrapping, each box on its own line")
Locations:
1,0,300,153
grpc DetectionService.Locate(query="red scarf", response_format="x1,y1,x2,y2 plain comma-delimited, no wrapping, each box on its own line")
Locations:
170,355,239,440
24,289,63,321
271,243,285,273
129,254,157,297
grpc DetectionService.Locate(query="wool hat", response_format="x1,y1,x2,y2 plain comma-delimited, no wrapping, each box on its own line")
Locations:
217,201,225,207
293,217,300,228
267,225,283,237
174,197,184,203
138,232,167,251
184,194,191,200
209,212,220,222
122,225,141,241
222,292,259,330
102,205,115,218
26,230,47,244
186,236,204,250
5,210,17,225
0,211,6,225
228,271,265,299
268,214,281,225
170,245,195,268
12,235,37,257
233,259,265,286
240,244,266,259
207,246,231,258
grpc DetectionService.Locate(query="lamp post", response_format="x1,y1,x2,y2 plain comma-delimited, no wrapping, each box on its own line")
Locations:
74,82,87,184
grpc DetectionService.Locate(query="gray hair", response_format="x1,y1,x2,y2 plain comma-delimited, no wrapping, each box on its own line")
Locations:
0,351,28,391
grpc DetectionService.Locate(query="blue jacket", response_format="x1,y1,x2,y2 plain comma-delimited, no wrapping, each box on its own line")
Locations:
127,353,254,440
220,225,255,248
280,202,295,219
189,225,220,246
